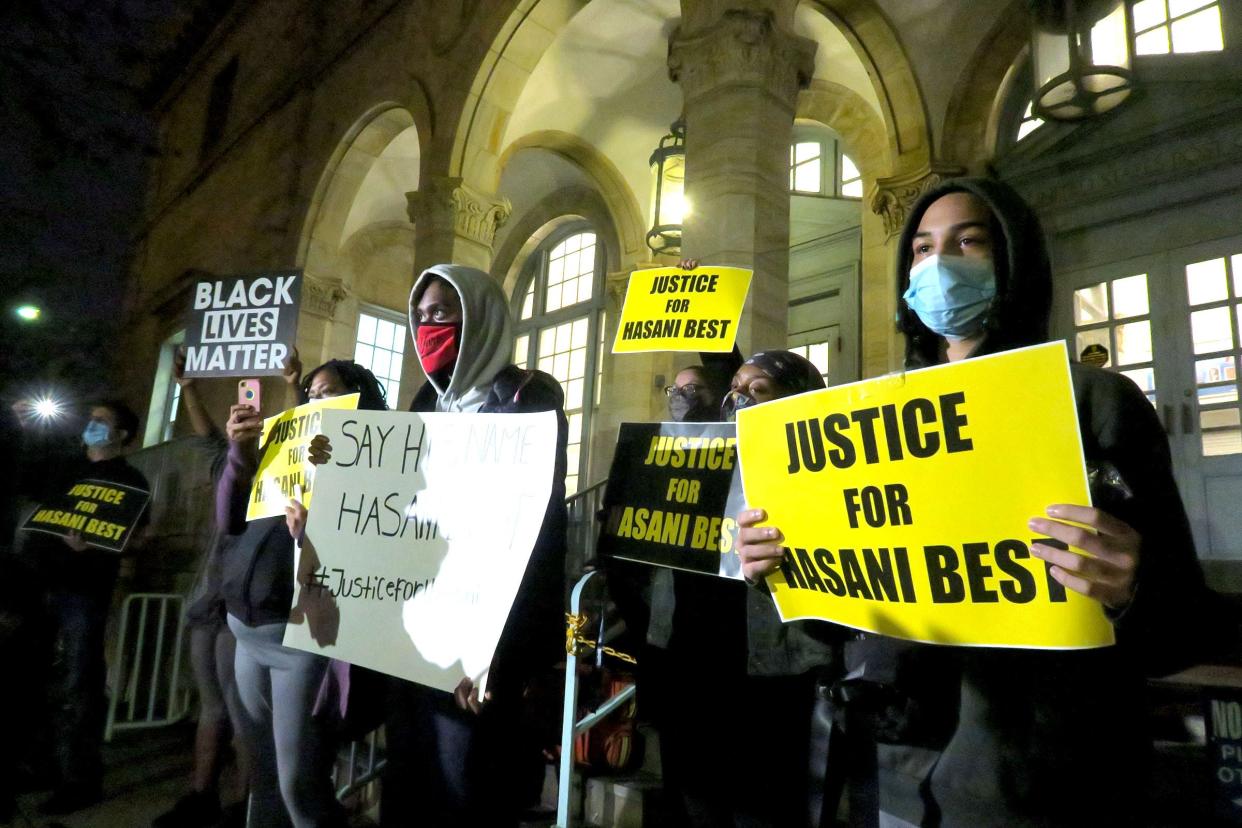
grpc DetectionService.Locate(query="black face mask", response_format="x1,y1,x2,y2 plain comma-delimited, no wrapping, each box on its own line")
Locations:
669,394,717,423
721,391,756,422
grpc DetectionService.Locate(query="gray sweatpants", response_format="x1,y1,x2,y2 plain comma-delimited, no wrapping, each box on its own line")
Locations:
227,614,341,828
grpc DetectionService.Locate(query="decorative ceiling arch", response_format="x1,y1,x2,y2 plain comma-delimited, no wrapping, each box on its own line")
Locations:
799,0,933,176
796,79,888,179
298,97,429,274
941,0,1031,172
498,129,646,261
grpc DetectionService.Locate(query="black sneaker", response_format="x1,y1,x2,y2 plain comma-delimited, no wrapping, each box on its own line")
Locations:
152,790,222,828
38,784,103,815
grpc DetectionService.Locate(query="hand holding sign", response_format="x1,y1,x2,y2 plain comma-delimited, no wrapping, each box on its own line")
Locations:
737,508,784,583
1030,504,1140,610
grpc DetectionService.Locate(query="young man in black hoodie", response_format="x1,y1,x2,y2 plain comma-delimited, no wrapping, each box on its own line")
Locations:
738,178,1219,826
383,264,568,827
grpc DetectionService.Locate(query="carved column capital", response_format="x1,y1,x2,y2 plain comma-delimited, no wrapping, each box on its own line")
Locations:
408,176,512,251
870,165,966,239
668,8,815,106
302,273,348,318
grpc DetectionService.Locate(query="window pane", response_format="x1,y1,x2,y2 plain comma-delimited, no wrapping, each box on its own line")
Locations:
553,352,570,381
841,179,864,198
1202,407,1241,430
392,330,405,354
385,381,400,405
794,142,821,164
793,161,821,193
1196,356,1237,385
521,281,535,320
567,378,584,410
840,155,860,181
1203,428,1242,457
357,314,377,345
1232,255,1242,297
1186,257,1228,305
513,334,529,369
568,348,586,378
1121,367,1156,394
539,328,555,354
1136,26,1171,55
1111,274,1149,318
1075,328,1112,366
560,281,575,310
355,343,374,367
807,341,831,375
1114,320,1152,365
1198,385,1239,405
1017,118,1043,141
1171,6,1223,53
1090,5,1129,67
1133,0,1168,31
1169,0,1213,16
568,413,583,442
1074,282,1109,324
1191,306,1234,354
371,349,390,380
571,317,589,349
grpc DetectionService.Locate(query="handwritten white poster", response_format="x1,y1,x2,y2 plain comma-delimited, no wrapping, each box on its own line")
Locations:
283,409,559,694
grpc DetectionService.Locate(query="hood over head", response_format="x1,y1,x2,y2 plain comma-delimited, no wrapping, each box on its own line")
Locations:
409,264,514,412
895,177,1051,369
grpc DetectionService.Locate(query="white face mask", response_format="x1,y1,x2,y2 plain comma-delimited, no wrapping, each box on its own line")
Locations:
902,254,997,340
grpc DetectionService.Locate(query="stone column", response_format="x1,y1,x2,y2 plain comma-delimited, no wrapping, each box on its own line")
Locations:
669,4,815,354
407,176,512,274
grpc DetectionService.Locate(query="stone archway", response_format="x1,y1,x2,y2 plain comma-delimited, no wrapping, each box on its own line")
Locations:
941,0,1031,172
497,130,646,262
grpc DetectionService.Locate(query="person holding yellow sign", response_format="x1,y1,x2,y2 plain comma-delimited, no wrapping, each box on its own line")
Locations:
218,357,387,828
738,178,1218,826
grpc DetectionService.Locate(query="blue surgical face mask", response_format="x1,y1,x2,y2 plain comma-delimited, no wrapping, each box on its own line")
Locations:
721,391,756,422
902,254,997,340
82,420,113,448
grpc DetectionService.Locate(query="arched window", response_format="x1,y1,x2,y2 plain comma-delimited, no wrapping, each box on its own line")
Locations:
512,226,607,494
789,125,862,198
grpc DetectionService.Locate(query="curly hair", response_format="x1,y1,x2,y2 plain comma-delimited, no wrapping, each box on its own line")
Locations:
300,359,389,411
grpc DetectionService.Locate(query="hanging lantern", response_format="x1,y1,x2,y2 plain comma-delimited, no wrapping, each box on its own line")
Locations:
646,119,686,256
1029,0,1134,121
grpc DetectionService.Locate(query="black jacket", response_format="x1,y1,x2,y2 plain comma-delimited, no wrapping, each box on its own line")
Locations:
410,364,568,697
853,177,1219,826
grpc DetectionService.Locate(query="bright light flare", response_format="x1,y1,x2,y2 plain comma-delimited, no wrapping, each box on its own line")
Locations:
16,305,41,321
33,397,63,420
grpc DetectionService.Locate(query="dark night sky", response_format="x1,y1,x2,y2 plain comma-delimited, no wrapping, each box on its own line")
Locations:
0,0,219,418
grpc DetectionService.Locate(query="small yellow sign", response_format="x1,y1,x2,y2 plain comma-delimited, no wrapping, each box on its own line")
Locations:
611,266,752,354
246,394,360,521
736,342,1114,650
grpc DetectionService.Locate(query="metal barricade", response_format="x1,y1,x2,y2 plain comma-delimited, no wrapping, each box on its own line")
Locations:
105,593,192,741
565,479,607,578
555,570,637,828
334,726,387,804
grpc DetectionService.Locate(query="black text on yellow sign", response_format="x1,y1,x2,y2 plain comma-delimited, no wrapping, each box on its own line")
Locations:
598,423,746,579
736,341,1114,649
21,479,151,553
247,393,360,520
611,267,752,354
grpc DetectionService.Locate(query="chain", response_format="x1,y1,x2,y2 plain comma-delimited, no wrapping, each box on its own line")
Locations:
564,612,637,665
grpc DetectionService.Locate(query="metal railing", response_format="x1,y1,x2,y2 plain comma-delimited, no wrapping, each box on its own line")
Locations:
105,593,192,741
334,728,386,802
555,570,637,828
566,479,607,579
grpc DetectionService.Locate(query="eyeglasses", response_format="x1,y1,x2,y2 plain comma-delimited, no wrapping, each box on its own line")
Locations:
663,383,704,398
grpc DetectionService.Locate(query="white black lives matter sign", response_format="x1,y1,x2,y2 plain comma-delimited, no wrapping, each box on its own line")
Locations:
183,271,302,377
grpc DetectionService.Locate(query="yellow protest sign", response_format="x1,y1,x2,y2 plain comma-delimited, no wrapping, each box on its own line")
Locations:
736,342,1114,650
246,394,359,521
612,266,751,353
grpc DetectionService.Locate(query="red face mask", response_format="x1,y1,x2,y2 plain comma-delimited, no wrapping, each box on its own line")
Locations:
416,323,460,374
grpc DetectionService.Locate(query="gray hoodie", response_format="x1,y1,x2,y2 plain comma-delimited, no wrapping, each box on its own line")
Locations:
408,264,514,413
